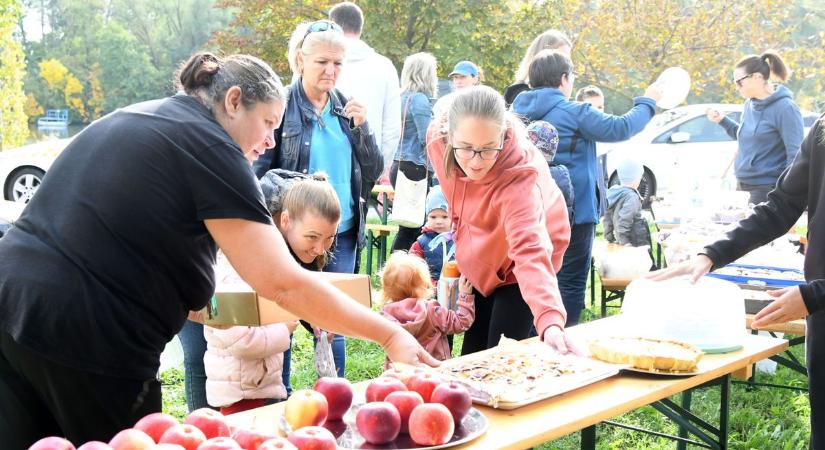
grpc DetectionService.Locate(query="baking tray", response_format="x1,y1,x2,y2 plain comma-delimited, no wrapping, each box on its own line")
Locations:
435,340,622,410
705,263,805,288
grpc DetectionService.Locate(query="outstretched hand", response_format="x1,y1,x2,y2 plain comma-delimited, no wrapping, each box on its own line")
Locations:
752,286,809,329
542,325,587,356
382,328,441,367
646,254,713,284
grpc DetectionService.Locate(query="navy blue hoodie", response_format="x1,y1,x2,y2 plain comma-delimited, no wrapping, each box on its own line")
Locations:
719,84,804,186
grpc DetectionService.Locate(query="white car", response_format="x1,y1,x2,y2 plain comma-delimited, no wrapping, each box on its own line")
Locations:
1,138,72,203
601,103,819,205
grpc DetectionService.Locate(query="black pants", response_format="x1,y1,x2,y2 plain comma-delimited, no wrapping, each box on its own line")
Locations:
0,332,161,449
390,160,429,253
460,283,534,355
809,311,825,450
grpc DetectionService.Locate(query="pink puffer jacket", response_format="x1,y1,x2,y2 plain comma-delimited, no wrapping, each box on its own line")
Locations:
203,323,291,407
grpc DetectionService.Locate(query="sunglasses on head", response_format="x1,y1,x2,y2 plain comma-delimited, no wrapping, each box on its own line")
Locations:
303,20,342,40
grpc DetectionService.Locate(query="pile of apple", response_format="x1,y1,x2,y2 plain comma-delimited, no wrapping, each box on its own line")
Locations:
284,371,472,448
27,407,305,450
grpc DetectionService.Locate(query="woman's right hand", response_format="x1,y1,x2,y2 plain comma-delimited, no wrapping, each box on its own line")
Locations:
706,108,723,124
644,82,664,102
646,254,714,283
382,328,441,367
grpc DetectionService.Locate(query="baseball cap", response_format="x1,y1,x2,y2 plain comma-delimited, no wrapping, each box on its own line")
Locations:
449,61,479,78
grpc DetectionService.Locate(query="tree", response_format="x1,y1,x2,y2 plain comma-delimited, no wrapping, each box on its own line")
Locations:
0,0,29,148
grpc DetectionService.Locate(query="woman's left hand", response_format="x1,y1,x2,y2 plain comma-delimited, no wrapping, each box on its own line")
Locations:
345,97,367,127
542,325,587,356
751,286,809,329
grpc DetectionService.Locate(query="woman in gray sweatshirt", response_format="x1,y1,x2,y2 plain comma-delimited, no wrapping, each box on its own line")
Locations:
706,51,804,205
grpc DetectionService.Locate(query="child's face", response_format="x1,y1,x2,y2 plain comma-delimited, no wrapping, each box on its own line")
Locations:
585,95,605,112
426,208,451,234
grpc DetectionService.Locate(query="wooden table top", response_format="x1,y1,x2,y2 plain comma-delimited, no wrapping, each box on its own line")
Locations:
226,316,788,450
745,314,806,335
371,184,394,195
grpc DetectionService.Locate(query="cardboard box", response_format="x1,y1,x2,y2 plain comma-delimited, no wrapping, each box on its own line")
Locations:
188,270,373,327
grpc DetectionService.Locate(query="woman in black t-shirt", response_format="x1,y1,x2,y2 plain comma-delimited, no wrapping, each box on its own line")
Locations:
0,52,436,449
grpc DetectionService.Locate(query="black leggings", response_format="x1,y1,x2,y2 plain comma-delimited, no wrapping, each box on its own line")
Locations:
390,160,429,253
460,283,535,355
0,332,161,448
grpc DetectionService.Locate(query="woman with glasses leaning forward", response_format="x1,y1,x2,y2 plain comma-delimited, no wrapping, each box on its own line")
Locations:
254,20,384,378
511,50,661,327
427,85,577,355
706,51,804,205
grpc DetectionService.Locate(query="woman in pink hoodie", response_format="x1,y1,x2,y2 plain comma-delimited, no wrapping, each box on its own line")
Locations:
379,251,475,366
426,85,575,355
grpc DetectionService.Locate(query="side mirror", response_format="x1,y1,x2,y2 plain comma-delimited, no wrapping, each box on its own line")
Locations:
670,131,690,143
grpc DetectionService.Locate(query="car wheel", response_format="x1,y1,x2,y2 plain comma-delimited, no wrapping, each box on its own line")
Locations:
608,169,656,208
5,167,45,203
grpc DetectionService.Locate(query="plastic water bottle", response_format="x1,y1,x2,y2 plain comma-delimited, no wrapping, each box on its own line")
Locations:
437,260,460,311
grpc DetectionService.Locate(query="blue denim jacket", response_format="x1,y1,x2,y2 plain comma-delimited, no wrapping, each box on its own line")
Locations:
254,78,383,248
393,92,433,168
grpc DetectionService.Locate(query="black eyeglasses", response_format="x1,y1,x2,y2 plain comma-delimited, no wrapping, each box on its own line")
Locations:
303,20,342,40
734,73,755,87
452,146,503,161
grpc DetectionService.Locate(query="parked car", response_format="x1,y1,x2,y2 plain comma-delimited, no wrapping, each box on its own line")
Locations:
601,103,819,205
1,138,72,203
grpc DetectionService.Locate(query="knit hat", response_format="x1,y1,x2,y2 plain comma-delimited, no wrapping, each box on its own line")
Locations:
425,185,448,216
259,169,311,215
616,158,644,186
526,120,560,162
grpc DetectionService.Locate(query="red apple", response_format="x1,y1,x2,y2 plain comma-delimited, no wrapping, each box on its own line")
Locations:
312,377,353,421
108,429,155,450
28,437,76,450
408,403,454,446
385,391,424,434
285,426,336,450
355,402,401,445
405,373,442,403
430,382,472,424
256,438,297,450
321,420,347,439
381,366,422,385
184,409,231,439
365,377,407,403
231,428,280,450
135,412,179,443
283,389,328,430
77,443,113,450
159,424,208,450
195,437,241,450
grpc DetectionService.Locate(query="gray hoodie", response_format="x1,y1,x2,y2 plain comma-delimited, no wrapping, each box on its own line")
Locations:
719,84,804,186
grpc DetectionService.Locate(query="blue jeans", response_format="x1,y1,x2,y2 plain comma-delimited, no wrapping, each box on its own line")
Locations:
178,320,214,412
558,223,596,326
326,226,358,274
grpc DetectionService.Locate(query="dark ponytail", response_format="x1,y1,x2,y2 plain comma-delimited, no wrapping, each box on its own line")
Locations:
175,51,287,111
736,50,790,82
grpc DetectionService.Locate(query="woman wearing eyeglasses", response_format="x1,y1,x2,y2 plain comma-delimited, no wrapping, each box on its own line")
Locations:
511,50,661,327
253,20,383,378
427,85,576,355
706,51,804,205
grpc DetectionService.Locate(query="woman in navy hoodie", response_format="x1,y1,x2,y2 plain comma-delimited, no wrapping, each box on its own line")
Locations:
511,50,661,325
706,51,804,205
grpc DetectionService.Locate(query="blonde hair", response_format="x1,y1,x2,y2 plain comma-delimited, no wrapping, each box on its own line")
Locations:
287,22,348,77
275,173,341,270
380,252,433,303
436,85,528,178
515,29,572,84
401,52,438,98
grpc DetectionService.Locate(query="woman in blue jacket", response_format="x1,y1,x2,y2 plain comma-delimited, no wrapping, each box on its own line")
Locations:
706,51,804,205
511,49,661,325
253,20,383,377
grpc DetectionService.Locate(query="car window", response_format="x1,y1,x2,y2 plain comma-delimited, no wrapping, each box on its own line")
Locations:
653,112,740,144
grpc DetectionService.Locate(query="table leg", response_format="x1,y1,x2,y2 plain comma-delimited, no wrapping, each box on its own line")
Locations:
381,193,389,225
719,375,730,450
676,390,692,450
365,230,374,276
580,425,596,450
590,258,596,308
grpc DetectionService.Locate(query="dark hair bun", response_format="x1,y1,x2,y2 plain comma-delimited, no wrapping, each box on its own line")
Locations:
179,52,222,92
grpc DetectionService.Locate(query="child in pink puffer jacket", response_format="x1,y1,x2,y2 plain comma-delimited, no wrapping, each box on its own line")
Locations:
204,321,297,415
379,251,475,368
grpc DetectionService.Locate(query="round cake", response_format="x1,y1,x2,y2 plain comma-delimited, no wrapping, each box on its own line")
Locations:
620,276,745,352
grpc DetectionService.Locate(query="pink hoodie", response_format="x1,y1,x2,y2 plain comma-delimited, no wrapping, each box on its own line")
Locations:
427,122,570,336
380,292,475,366
203,324,291,408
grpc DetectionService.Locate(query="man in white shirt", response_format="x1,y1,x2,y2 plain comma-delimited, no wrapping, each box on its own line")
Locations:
330,2,401,175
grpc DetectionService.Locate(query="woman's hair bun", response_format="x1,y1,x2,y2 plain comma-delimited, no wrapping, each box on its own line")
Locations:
179,52,222,92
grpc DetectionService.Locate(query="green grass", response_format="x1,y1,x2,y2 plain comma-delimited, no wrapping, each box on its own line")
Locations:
161,226,811,448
